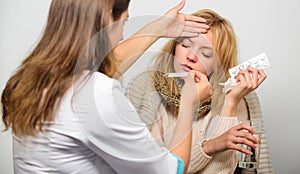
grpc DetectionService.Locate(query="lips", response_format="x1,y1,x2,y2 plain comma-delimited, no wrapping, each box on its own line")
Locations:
181,64,193,72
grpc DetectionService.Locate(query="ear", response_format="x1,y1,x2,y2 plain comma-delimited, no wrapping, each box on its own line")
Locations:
109,16,114,25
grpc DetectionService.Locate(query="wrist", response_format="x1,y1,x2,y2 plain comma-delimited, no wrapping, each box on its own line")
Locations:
222,97,238,117
224,95,239,106
180,95,198,110
144,19,165,38
154,16,174,38
131,18,163,39
202,140,213,156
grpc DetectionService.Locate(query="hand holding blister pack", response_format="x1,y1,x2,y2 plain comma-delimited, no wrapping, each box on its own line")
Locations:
219,52,270,93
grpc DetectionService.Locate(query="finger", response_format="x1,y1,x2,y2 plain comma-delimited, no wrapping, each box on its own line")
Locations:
235,123,256,134
185,21,209,29
249,68,259,87
236,71,252,91
180,31,199,38
183,70,195,84
183,26,208,34
187,70,196,80
245,66,257,72
235,73,245,84
245,67,260,87
191,70,202,84
194,71,209,83
184,24,208,33
231,143,253,155
245,67,267,84
257,69,267,85
236,131,259,145
240,70,252,88
183,26,201,33
172,0,186,12
234,136,257,150
184,14,208,23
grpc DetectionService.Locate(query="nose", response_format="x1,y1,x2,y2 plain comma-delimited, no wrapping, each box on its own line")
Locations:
187,52,198,63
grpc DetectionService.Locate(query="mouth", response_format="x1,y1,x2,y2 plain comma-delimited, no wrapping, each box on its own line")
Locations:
181,64,193,72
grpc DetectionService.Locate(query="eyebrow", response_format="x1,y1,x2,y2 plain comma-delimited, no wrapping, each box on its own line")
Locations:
200,46,213,51
187,38,194,43
182,38,195,44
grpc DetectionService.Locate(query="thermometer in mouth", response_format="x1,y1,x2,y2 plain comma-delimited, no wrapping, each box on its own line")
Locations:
163,72,189,78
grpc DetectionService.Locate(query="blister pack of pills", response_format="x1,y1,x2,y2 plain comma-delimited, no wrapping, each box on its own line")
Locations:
229,52,270,78
219,52,270,93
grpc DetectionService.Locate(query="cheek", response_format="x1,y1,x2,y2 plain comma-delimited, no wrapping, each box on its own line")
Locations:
194,62,208,75
175,45,186,60
109,22,124,46
116,22,124,39
173,58,181,73
197,59,214,75
174,45,184,72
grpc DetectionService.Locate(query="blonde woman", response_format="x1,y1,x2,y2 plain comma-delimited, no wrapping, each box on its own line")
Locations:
127,9,273,173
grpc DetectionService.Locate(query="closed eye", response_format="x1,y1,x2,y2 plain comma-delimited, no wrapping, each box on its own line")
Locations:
178,38,193,48
200,47,213,58
181,43,191,48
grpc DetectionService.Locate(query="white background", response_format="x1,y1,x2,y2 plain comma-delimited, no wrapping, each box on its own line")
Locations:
1,0,300,173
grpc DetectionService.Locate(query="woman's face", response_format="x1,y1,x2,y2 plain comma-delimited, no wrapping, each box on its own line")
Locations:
108,9,129,46
174,32,215,76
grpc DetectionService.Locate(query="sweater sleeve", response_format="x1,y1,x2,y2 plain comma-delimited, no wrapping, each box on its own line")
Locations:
187,115,239,173
186,142,212,173
205,115,239,139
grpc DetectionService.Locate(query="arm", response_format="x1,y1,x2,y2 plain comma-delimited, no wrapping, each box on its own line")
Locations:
74,74,182,174
167,99,194,173
167,71,212,173
222,68,266,117
202,68,267,156
186,115,241,173
111,0,209,78
151,71,212,173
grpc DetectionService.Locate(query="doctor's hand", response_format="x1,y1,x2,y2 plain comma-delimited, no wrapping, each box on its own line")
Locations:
181,70,212,109
157,0,209,38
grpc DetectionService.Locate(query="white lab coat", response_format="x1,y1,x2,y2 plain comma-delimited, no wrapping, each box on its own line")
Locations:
13,72,181,174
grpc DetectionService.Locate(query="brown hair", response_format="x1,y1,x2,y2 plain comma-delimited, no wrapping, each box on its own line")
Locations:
1,0,113,136
99,0,131,78
153,9,238,116
112,0,130,21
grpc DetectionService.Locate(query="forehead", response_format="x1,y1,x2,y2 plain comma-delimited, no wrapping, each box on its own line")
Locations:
179,32,214,47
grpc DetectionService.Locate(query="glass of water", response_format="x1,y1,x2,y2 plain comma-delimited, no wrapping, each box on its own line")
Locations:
238,120,263,169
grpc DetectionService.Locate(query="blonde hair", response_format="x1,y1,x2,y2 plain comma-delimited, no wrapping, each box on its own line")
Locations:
153,9,238,116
